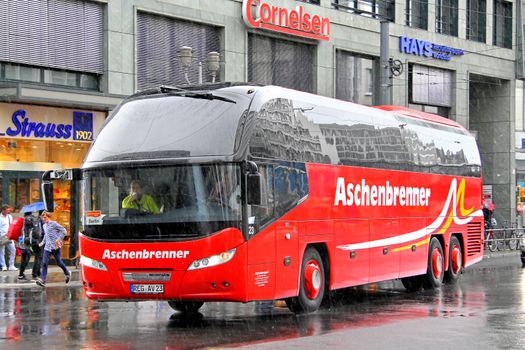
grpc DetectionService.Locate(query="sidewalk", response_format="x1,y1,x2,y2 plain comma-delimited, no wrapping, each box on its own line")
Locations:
0,265,82,289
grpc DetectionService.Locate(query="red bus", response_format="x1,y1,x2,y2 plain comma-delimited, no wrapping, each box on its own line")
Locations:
43,84,483,314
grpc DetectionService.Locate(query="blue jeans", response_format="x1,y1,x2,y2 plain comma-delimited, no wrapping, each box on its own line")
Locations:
41,249,69,282
0,239,16,269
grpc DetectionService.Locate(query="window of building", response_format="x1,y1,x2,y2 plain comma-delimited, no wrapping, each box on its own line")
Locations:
0,62,100,90
409,64,453,108
436,0,458,36
406,0,428,30
493,0,512,49
336,50,376,105
298,0,320,4
332,0,395,21
136,12,221,89
0,0,104,75
248,34,315,93
467,0,486,43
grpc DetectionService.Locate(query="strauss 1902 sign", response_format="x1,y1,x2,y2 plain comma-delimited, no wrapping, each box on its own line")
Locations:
242,0,330,41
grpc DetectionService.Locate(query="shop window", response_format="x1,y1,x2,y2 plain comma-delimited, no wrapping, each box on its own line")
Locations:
409,64,453,108
336,50,376,105
4,64,40,82
136,12,221,89
406,0,428,30
248,34,315,93
0,0,103,75
0,139,90,168
467,0,486,43
332,0,395,21
436,0,458,36
493,0,512,49
0,62,100,91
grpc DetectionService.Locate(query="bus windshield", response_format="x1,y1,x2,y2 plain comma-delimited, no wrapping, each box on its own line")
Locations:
82,164,242,241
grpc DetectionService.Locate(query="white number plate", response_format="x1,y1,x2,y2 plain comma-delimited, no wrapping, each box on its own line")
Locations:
130,284,164,294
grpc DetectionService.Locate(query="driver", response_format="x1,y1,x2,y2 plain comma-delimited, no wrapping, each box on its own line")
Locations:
122,180,160,214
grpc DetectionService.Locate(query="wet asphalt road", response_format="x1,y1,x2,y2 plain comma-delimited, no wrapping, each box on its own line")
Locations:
0,253,524,350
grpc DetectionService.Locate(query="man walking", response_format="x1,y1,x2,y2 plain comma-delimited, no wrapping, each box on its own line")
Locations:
35,211,70,287
18,211,43,281
0,204,17,271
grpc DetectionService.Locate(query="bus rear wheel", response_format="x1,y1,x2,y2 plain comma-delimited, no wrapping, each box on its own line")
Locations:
444,236,462,283
424,237,444,289
286,247,326,314
168,300,204,313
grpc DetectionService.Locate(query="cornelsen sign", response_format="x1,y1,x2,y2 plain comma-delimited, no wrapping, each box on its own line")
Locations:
242,0,330,41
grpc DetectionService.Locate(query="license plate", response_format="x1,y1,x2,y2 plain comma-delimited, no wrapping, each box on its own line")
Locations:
130,284,164,294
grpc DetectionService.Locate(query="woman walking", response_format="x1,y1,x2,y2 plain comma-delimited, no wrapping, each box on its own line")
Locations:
35,211,70,287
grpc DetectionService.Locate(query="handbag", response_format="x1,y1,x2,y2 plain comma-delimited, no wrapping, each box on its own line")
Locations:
0,235,10,246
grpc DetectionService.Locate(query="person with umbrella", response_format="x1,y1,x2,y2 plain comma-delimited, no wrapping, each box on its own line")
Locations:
17,211,44,281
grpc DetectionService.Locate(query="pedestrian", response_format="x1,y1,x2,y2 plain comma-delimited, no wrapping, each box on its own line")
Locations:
0,204,18,272
18,212,44,281
35,211,71,287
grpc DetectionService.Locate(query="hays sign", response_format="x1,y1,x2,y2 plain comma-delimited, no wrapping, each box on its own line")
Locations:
399,36,464,61
242,0,330,41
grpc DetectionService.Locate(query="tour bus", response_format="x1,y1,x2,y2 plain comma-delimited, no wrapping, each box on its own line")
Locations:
42,83,483,314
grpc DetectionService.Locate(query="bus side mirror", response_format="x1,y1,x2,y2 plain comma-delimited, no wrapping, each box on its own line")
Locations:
42,181,55,212
247,172,262,205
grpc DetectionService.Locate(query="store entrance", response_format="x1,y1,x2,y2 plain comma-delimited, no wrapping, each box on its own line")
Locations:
0,170,78,261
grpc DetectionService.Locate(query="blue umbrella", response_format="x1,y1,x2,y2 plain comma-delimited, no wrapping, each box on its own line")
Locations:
20,202,47,213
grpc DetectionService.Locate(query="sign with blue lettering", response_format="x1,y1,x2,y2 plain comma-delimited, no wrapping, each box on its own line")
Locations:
1,108,94,141
399,36,464,61
73,111,94,141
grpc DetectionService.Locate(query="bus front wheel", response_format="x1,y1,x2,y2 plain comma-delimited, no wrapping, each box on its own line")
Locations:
424,237,444,289
286,247,326,314
168,300,204,313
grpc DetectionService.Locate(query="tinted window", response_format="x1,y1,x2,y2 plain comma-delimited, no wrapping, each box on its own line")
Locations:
247,93,480,177
85,92,250,164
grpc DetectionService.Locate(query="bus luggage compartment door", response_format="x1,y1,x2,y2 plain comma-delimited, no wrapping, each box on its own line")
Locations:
369,219,400,282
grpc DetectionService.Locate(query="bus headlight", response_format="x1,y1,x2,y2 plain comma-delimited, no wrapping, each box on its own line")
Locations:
187,248,236,271
80,255,108,271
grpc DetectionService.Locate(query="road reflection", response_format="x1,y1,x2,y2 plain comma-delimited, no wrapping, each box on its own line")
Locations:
1,259,524,349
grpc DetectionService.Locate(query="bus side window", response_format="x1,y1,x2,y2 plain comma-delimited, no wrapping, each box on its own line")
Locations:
274,163,308,217
249,165,274,228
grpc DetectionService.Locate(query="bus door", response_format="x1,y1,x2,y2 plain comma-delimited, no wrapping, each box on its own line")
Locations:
369,219,400,282
274,221,299,298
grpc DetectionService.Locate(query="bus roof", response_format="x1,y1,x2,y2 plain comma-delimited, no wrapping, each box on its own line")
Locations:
373,105,465,130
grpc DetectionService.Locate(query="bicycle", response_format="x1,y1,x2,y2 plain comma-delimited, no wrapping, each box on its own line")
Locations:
484,222,499,252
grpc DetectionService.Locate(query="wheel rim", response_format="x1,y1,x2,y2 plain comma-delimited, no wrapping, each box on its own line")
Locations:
303,259,322,300
431,248,443,279
451,245,461,274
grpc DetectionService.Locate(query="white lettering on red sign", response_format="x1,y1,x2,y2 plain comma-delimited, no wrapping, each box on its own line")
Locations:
242,0,330,41
334,178,432,207
102,249,189,260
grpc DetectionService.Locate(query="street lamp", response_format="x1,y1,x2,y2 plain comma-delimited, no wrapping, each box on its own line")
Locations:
177,46,221,84
177,46,193,84
206,51,220,83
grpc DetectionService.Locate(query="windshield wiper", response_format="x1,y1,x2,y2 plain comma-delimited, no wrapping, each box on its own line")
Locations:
173,92,236,104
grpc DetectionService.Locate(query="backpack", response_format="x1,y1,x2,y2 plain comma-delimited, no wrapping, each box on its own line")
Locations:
23,215,42,246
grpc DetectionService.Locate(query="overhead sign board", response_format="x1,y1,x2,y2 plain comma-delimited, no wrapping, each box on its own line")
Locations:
242,0,330,41
0,103,105,142
399,36,464,61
